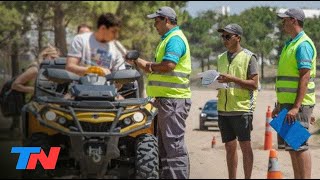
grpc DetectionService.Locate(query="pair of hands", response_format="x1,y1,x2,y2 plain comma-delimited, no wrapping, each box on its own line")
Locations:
217,73,234,83
272,106,299,125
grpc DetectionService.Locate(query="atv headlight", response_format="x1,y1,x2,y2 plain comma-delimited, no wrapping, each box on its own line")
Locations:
45,111,57,121
132,112,144,123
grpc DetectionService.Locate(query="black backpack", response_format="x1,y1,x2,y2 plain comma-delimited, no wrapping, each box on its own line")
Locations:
0,77,26,117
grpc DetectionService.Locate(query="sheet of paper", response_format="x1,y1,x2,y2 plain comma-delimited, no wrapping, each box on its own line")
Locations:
198,70,228,89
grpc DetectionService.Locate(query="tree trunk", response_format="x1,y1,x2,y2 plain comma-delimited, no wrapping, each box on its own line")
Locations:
261,52,264,80
38,21,43,54
207,56,210,70
53,3,67,56
11,41,19,77
201,59,204,72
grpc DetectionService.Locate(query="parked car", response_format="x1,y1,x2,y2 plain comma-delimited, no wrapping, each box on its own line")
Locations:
199,99,218,130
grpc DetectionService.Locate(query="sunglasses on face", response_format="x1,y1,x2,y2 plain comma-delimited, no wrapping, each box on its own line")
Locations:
221,34,237,41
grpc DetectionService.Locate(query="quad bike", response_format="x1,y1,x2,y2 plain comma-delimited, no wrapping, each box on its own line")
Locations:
20,57,159,179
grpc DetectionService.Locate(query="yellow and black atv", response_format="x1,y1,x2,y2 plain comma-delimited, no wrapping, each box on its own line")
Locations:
20,58,159,179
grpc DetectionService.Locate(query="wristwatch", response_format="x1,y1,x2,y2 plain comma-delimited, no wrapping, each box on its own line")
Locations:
146,63,153,73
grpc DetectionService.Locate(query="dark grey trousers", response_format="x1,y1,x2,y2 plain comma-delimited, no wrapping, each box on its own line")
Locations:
154,98,191,179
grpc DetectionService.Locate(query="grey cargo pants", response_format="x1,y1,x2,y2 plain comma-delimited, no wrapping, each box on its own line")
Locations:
154,98,192,179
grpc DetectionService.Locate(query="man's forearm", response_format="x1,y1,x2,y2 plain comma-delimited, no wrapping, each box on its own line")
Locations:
12,84,34,94
66,65,88,76
293,76,309,109
135,58,150,73
231,76,258,90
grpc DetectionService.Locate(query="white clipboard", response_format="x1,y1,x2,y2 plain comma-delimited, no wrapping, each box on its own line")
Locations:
198,70,228,89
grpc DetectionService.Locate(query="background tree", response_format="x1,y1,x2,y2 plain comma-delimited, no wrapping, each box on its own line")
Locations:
0,2,31,78
182,10,222,72
116,1,188,60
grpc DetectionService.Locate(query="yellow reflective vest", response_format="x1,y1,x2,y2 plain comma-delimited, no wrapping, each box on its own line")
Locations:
217,49,258,112
276,33,316,105
146,29,191,98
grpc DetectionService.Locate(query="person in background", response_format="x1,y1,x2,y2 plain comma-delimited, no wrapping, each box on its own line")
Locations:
272,8,316,179
216,23,259,179
11,45,61,100
77,23,92,34
10,45,60,131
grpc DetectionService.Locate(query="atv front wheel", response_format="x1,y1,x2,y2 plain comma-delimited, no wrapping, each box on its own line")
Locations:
21,133,52,179
135,134,159,179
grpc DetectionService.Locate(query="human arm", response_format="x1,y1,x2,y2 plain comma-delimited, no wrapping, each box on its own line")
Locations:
125,35,184,73
66,34,111,76
127,58,176,73
286,68,310,124
217,55,259,90
11,67,38,94
217,73,258,90
66,57,89,76
286,41,314,124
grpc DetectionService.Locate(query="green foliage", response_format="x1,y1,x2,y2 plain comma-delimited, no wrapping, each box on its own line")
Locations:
116,1,188,60
0,3,24,47
218,7,279,57
2,2,320,71
304,17,320,57
68,1,120,33
182,10,222,71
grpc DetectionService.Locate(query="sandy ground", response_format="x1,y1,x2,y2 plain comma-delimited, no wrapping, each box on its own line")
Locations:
0,88,319,179
187,88,320,179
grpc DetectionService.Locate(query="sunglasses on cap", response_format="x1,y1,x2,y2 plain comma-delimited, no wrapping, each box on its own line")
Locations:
221,34,237,41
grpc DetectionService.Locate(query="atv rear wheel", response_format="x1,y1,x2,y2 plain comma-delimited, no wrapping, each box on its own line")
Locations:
135,134,159,179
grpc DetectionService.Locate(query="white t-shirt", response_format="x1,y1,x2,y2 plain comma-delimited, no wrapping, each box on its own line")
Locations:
68,32,125,71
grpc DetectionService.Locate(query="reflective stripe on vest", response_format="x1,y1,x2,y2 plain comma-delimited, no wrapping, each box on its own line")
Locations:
217,49,258,112
148,81,190,89
277,76,314,82
276,33,317,105
277,87,315,94
146,29,191,98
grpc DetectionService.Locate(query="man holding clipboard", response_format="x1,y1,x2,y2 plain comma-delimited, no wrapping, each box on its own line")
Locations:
272,8,316,179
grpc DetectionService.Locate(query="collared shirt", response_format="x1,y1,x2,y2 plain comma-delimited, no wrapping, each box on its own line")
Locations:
160,26,186,64
284,31,314,70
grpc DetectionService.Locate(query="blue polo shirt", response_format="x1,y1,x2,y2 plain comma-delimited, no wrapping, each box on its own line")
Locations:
161,26,186,64
285,31,314,69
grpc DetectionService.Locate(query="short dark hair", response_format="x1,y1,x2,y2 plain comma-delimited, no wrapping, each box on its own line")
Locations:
77,24,92,33
298,20,304,27
97,13,121,29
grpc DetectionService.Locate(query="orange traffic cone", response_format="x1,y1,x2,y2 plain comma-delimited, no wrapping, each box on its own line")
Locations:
264,106,273,150
211,136,216,148
267,149,283,179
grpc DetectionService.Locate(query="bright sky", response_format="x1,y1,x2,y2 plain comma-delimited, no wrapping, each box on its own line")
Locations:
186,1,320,17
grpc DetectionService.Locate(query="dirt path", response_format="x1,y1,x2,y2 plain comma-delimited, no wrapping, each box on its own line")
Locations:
186,88,320,179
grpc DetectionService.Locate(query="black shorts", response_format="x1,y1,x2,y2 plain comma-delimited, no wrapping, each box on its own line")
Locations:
218,114,253,143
